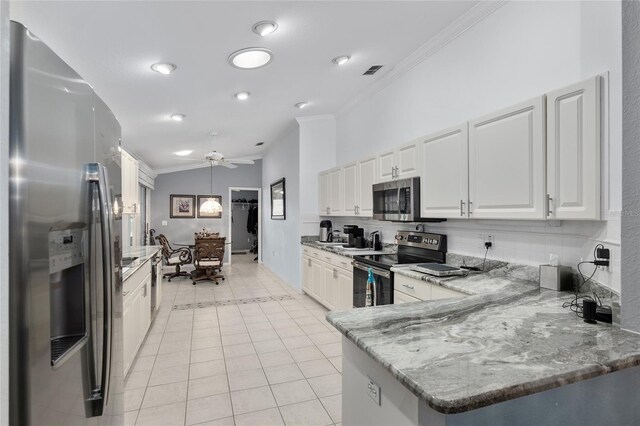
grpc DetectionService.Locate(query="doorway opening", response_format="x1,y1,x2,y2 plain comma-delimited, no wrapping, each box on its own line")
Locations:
228,187,261,265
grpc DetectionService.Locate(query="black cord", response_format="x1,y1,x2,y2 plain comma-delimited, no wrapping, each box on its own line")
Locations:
563,244,608,318
481,246,489,271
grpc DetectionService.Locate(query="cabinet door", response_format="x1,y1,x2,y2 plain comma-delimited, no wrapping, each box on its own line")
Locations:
377,149,396,182
336,268,353,310
547,76,601,220
393,290,421,304
140,276,151,334
302,256,312,293
397,142,421,179
322,265,337,310
342,162,358,216
328,168,343,216
310,260,324,301
469,96,546,219
318,172,330,215
421,124,469,218
357,156,377,217
122,295,134,374
430,285,466,300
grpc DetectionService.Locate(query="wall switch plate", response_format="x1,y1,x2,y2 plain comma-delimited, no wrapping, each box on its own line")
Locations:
162,220,167,226
367,377,381,405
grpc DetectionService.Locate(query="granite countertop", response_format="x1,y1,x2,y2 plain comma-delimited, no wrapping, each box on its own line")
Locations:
122,246,161,281
301,236,396,258
327,260,640,415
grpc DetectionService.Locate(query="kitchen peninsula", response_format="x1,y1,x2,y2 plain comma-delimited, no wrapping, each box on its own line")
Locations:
327,261,640,425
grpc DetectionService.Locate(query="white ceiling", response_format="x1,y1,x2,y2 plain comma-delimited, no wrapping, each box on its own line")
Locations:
11,1,478,172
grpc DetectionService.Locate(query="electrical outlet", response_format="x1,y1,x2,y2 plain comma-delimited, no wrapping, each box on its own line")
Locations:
366,378,381,405
161,220,167,226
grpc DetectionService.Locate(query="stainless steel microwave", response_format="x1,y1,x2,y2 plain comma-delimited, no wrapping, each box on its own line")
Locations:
372,177,444,222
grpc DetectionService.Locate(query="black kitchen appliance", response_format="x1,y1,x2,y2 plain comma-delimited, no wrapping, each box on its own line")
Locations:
352,230,447,307
370,231,382,251
319,220,333,242
343,225,363,247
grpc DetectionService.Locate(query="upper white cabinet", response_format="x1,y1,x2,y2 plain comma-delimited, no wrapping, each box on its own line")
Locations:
342,162,358,216
339,156,377,217
468,96,546,219
546,76,601,220
357,156,377,217
328,167,343,216
420,124,469,218
121,149,139,215
377,141,421,182
318,171,329,215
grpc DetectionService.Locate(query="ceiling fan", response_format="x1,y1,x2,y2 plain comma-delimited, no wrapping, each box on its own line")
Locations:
177,151,255,169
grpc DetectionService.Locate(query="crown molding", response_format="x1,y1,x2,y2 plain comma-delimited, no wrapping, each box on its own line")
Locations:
336,0,508,117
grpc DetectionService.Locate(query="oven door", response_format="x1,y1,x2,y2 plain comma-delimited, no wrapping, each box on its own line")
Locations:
353,262,393,307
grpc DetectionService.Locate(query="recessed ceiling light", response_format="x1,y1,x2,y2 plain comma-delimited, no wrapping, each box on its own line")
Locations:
294,101,309,109
228,47,273,69
235,91,250,100
150,62,177,75
252,21,278,37
256,142,264,146
174,150,192,156
170,113,185,122
332,55,351,66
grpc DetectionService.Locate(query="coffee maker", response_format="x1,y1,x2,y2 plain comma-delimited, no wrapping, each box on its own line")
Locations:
319,220,333,242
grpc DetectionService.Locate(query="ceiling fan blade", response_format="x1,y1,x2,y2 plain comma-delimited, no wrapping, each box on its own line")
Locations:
226,159,255,165
220,162,237,169
175,157,206,162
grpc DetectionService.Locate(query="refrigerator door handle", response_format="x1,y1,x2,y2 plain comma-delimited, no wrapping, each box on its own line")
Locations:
86,163,114,416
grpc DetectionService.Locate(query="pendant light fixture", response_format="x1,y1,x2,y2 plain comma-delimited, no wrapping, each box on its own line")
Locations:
200,161,223,216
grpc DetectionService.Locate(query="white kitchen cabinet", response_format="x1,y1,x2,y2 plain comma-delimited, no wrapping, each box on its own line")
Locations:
395,274,431,301
328,167,343,216
393,290,421,304
468,96,546,219
302,256,312,294
301,246,353,311
318,171,330,215
340,156,377,217
336,268,354,310
123,263,153,376
121,149,139,215
546,76,601,220
357,156,377,217
322,264,338,310
310,259,324,301
377,142,421,182
342,161,358,216
430,284,467,300
420,124,469,218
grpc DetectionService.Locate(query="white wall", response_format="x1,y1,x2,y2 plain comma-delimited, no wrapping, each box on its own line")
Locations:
0,1,9,423
262,125,301,289
297,115,337,236
333,1,623,292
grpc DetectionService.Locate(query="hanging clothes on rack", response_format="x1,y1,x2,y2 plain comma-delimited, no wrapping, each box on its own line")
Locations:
247,204,258,235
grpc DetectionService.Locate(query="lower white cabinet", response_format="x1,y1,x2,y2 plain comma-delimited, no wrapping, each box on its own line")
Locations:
123,268,152,376
394,273,467,303
301,247,353,311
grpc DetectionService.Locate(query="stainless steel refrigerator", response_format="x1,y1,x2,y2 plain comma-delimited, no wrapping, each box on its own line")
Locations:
9,22,124,425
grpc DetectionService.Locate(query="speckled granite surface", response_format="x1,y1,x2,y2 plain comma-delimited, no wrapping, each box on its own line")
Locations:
327,262,640,415
122,246,161,281
301,236,396,258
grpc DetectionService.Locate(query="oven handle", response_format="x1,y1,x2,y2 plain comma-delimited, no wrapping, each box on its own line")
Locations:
353,261,391,279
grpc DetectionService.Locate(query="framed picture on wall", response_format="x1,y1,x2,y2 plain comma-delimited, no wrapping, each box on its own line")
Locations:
270,178,286,220
170,194,196,218
197,195,223,218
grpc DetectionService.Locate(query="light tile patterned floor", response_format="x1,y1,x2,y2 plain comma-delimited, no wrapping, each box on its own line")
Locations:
125,254,342,426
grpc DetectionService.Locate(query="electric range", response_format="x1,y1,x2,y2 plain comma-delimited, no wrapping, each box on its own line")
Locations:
352,230,447,307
